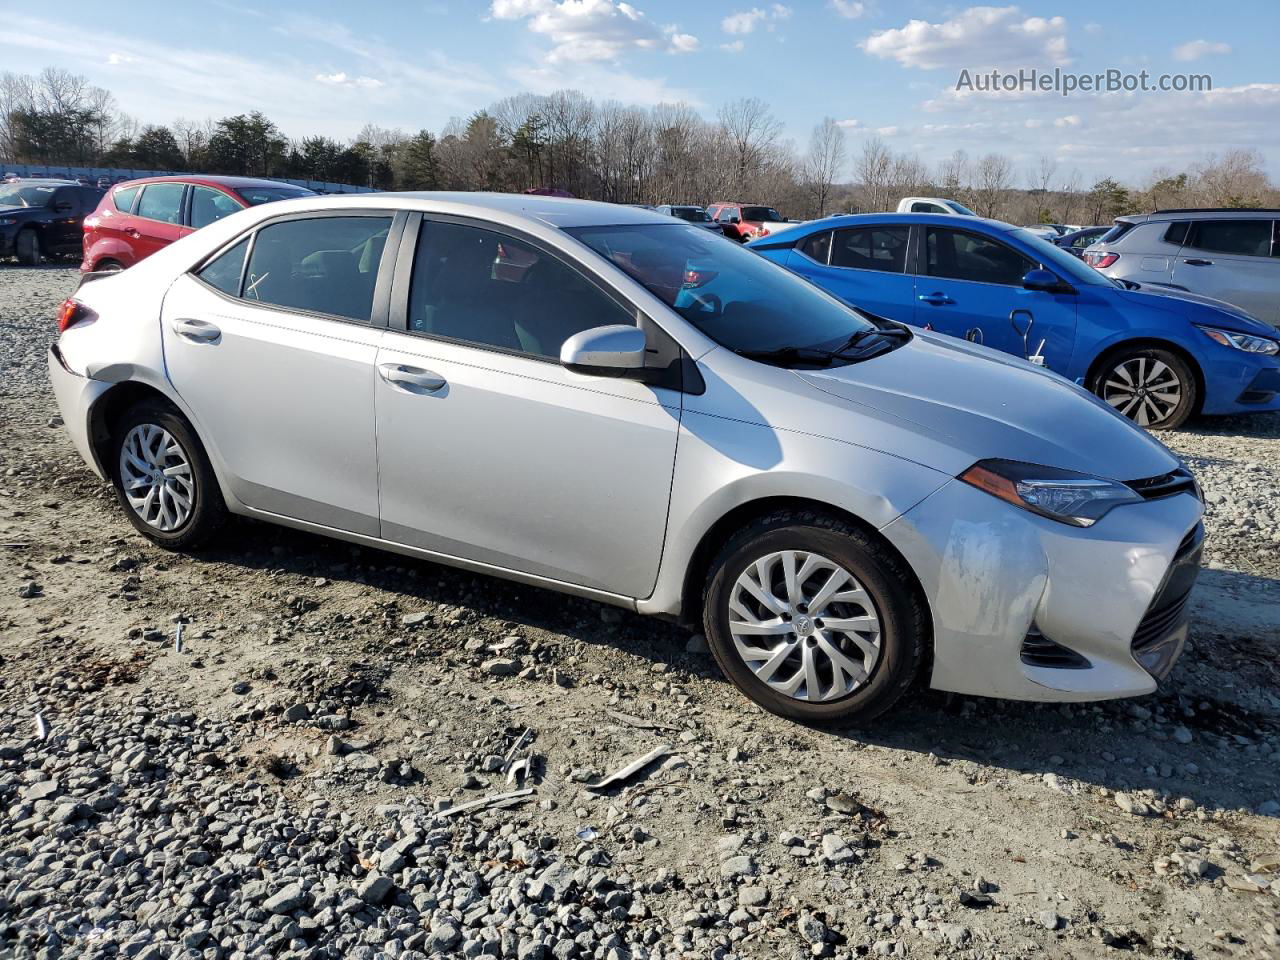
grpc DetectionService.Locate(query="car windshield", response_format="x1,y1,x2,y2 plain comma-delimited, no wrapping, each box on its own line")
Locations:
235,186,316,205
742,206,783,222
671,207,711,222
568,223,883,357
0,184,57,208
947,200,977,216
1012,228,1114,287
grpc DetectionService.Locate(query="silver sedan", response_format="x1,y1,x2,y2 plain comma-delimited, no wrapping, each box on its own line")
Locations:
48,193,1204,724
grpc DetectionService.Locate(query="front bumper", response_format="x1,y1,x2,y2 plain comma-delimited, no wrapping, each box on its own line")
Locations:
1200,348,1280,415
881,478,1204,702
47,344,111,480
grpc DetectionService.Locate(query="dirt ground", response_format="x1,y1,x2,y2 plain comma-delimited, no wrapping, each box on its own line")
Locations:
2,265,1279,958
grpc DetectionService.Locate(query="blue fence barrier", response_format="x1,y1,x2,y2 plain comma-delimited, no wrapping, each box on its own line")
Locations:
0,162,378,195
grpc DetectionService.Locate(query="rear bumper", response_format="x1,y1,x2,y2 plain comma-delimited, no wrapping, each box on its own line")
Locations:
881,478,1204,702
47,343,110,480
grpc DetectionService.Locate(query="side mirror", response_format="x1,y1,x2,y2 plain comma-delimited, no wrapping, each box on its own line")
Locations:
560,324,648,376
1022,268,1066,292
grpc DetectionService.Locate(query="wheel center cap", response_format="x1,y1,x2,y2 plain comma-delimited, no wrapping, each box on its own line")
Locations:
793,614,814,637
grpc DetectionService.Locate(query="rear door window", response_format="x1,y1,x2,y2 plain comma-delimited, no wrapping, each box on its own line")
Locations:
136,183,186,224
1186,219,1274,257
925,228,1035,285
113,185,140,213
189,186,243,229
831,226,909,272
242,215,392,322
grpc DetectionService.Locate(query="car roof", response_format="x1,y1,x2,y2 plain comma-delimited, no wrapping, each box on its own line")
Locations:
255,191,682,230
787,212,1018,232
8,178,80,187
112,175,312,191
1118,208,1280,223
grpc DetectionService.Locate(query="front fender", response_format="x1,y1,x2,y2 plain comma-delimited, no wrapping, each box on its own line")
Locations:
639,410,950,617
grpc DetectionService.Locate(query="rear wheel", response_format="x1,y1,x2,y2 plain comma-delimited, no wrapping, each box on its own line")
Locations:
15,229,40,266
701,510,927,724
96,259,125,272
1090,346,1196,429
109,401,226,549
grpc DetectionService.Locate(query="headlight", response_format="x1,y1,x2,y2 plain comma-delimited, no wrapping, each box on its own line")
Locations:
960,459,1142,527
1195,325,1279,356
0,217,17,226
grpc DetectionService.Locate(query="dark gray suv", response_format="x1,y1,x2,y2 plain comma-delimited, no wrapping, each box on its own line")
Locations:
1085,208,1280,328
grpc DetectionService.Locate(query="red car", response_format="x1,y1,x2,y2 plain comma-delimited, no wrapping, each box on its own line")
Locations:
81,175,315,272
705,201,790,242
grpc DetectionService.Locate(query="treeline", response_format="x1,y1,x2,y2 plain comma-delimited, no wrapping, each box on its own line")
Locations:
3,67,1276,223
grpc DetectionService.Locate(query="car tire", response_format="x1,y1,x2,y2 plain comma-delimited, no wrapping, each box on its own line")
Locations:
96,259,125,272
109,401,227,550
701,510,927,725
15,229,41,266
1089,346,1197,430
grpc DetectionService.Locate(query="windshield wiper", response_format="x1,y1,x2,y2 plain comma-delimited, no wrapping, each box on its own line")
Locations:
735,345,848,366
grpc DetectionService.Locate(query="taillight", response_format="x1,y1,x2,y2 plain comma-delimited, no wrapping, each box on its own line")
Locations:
56,298,92,333
1085,252,1118,268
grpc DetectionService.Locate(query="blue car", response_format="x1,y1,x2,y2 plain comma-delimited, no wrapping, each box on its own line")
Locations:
749,214,1280,428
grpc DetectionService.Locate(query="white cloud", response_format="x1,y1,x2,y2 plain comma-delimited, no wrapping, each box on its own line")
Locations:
861,6,1070,70
876,125,900,136
490,0,696,61
1173,39,1231,62
720,40,745,52
314,72,384,88
106,52,135,65
721,5,791,35
830,0,865,18
835,118,862,128
1053,114,1081,127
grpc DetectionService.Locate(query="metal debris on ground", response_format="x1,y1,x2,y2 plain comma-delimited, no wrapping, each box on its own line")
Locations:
437,788,534,819
174,622,184,654
34,711,47,740
584,744,671,792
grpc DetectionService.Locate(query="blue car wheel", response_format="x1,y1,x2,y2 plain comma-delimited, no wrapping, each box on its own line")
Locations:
1088,345,1197,429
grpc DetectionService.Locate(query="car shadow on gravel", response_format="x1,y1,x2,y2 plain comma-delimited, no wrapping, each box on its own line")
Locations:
190,516,1280,820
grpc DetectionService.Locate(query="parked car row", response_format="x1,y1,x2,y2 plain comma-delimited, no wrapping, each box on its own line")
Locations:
49,193,1206,725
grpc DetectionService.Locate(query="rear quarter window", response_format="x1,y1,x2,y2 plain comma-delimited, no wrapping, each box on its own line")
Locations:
113,185,140,214
1163,221,1190,245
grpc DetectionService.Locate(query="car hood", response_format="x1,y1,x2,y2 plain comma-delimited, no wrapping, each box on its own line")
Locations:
0,205,35,217
795,332,1179,481
1113,283,1273,333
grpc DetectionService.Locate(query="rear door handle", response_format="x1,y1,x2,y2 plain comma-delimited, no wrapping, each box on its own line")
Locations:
172,318,221,342
379,362,446,393
918,292,955,305
1182,258,1213,266
124,228,140,237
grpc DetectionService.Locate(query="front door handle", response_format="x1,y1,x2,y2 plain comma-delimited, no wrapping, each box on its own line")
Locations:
379,362,446,393
918,292,955,305
1182,258,1213,266
172,318,221,342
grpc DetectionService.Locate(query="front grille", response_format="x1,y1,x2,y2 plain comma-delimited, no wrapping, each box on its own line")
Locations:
1131,523,1204,652
1125,467,1198,501
1020,629,1090,669
1238,368,1280,405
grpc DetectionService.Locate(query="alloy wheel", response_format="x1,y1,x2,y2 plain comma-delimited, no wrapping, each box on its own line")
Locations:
118,424,195,532
1101,356,1183,427
727,550,881,702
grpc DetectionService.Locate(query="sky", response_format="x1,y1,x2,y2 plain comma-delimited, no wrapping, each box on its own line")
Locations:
7,0,1278,184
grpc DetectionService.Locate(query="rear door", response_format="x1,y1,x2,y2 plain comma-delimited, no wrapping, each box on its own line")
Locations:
132,182,191,259
47,187,84,252
1172,218,1279,326
161,211,399,535
373,215,682,598
787,224,915,325
913,226,1077,371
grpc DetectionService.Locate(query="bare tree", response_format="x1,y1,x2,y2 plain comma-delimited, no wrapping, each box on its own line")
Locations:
854,135,894,213
801,117,847,217
972,152,1014,218
717,97,782,196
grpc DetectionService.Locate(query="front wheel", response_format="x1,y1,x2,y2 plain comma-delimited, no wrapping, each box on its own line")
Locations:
109,401,227,549
701,511,927,725
15,229,41,266
1089,346,1196,429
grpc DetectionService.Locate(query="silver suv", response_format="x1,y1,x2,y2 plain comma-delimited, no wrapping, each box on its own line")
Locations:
1085,209,1280,327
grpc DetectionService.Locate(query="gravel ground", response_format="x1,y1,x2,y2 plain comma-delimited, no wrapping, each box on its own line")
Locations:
1,265,1278,960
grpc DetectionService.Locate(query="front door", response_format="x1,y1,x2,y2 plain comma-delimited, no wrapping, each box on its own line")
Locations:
161,213,395,535
913,226,1077,373
375,217,681,598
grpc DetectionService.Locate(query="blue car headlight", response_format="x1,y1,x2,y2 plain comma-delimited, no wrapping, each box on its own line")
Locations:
1195,325,1279,356
960,459,1143,527
0,217,18,226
